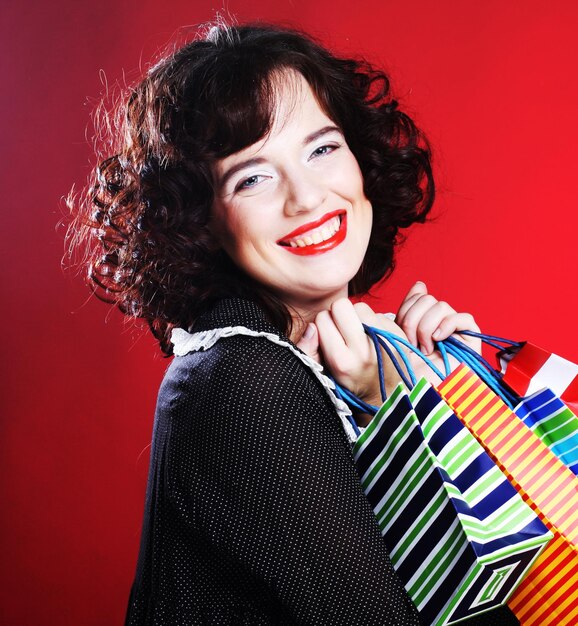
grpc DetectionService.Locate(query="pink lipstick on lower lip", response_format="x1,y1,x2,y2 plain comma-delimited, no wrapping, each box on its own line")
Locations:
277,210,347,256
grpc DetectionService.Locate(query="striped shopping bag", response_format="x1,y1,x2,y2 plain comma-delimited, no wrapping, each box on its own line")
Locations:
437,363,578,625
514,388,578,476
508,534,577,625
353,377,550,626
438,333,578,475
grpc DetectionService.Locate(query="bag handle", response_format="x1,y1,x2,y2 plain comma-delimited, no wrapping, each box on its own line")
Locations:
439,335,520,408
457,329,522,351
333,328,521,417
332,326,446,416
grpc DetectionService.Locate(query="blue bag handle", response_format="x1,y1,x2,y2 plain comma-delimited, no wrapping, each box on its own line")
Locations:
332,326,447,418
333,328,522,419
438,331,522,408
458,330,521,351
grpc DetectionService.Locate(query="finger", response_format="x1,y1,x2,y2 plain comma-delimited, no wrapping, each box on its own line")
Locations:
295,323,321,364
414,300,456,355
396,281,428,323
356,306,409,342
432,313,482,353
396,293,439,348
374,313,409,340
351,302,412,351
354,305,414,383
432,313,480,340
315,310,344,348
329,298,368,351
315,309,355,373
404,280,428,301
352,301,381,327
316,303,377,380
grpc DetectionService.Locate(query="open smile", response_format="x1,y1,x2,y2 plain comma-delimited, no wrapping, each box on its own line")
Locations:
277,210,347,256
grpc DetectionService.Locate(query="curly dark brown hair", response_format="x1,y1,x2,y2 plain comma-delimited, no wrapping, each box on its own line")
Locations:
68,23,434,355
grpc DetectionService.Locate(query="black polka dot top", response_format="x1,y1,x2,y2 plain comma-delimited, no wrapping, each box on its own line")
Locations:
125,298,519,625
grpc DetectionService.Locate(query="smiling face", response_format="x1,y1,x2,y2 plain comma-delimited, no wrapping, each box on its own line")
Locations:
211,71,373,319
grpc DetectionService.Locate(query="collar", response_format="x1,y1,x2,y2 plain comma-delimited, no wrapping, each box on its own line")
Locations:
169,297,359,442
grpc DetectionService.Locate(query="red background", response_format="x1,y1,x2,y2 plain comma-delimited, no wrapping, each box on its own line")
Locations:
2,1,577,624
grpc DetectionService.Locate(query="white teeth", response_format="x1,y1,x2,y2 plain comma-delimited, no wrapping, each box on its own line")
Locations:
283,215,342,248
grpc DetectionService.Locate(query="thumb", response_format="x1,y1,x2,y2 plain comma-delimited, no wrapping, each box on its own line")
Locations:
295,323,322,364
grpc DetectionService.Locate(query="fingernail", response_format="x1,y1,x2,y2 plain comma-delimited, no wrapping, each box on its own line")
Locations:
415,280,426,286
432,328,442,340
303,323,315,340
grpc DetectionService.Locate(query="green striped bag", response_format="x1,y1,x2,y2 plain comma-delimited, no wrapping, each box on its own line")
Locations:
513,387,578,475
353,378,551,626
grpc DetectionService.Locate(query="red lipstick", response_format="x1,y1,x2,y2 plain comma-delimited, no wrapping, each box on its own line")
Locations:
277,210,347,256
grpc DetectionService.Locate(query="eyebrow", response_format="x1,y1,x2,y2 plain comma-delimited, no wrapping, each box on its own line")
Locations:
304,124,342,145
218,125,342,190
218,157,269,191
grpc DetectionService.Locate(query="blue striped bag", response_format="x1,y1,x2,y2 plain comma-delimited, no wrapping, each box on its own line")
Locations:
513,387,578,476
353,377,551,626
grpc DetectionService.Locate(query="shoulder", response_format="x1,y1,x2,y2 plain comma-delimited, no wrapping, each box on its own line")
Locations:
159,296,356,444
162,330,352,450
170,331,327,416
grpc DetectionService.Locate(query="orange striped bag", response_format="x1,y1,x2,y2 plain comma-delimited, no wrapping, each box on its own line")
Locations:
437,364,578,626
508,535,577,625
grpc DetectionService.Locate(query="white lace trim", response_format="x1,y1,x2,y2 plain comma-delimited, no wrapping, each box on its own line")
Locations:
171,325,360,442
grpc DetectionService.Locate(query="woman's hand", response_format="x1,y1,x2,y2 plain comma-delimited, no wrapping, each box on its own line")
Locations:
396,281,481,357
315,299,405,407
296,299,406,408
295,281,481,408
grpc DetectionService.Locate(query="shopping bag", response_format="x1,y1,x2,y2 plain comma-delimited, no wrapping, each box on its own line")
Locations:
514,388,578,476
441,334,578,476
353,377,551,626
499,341,578,415
508,533,578,626
437,363,578,544
336,326,578,624
436,364,578,624
343,327,578,541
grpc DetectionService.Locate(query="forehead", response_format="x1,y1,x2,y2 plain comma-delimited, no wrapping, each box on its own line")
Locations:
214,71,333,172
267,71,330,134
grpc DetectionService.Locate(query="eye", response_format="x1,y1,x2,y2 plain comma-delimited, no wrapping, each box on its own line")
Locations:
235,174,266,192
310,143,340,159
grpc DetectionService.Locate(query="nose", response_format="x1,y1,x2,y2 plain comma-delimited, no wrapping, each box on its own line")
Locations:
283,167,327,216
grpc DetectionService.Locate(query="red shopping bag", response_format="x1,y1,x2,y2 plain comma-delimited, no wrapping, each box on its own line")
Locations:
499,342,578,414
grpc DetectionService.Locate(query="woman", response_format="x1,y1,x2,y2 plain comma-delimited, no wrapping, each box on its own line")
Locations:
71,23,518,625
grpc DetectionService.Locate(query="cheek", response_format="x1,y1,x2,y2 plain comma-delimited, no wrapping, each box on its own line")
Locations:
356,201,374,252
213,206,263,262
364,198,373,221
330,155,367,198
